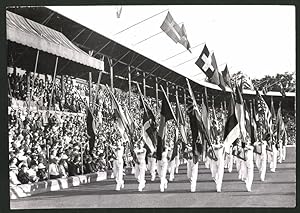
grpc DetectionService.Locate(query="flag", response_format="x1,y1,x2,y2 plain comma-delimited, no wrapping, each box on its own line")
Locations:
222,65,232,88
142,100,158,154
249,101,258,144
171,128,179,161
223,94,240,153
178,24,191,52
211,97,219,140
186,99,203,163
256,90,273,135
124,105,135,135
218,71,227,91
235,86,247,140
195,45,219,85
270,96,276,122
160,12,182,44
156,86,177,160
106,85,129,141
186,79,216,162
116,6,122,18
175,95,188,144
244,102,251,138
276,102,285,144
86,107,96,154
280,82,286,97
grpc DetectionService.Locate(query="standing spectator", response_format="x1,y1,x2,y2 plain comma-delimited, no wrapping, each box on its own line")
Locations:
48,157,61,179
17,164,31,184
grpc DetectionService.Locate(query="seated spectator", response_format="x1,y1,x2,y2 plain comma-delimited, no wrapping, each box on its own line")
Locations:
37,163,48,181
48,157,61,179
9,159,21,186
58,155,69,178
27,163,39,183
17,164,31,184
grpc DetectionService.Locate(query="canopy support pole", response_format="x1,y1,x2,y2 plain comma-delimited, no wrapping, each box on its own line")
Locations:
89,71,93,108
109,58,113,90
166,82,169,98
155,77,159,112
49,56,59,110
143,72,146,97
128,66,132,109
92,68,103,113
28,50,40,109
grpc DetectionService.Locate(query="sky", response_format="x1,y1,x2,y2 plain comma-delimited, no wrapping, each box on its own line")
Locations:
48,5,295,83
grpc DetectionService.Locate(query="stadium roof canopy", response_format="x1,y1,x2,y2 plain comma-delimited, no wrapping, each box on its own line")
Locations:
6,7,295,111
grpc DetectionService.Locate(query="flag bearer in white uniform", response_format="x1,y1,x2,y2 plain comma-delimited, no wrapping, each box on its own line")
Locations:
253,134,267,182
267,134,277,173
209,137,225,192
242,136,254,192
185,144,199,193
224,145,233,173
277,139,284,164
167,144,176,182
157,146,169,192
174,143,181,174
111,140,125,191
147,152,157,181
134,140,147,192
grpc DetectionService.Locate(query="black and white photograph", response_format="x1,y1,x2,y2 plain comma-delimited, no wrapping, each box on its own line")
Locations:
6,4,296,209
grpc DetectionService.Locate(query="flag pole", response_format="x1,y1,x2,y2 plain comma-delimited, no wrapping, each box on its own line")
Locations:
132,21,184,46
162,42,205,61
114,9,169,36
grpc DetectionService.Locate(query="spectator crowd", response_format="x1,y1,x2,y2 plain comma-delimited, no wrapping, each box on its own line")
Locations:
8,67,296,187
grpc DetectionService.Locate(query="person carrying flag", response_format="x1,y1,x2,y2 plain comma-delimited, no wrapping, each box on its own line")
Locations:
253,132,267,182
243,135,254,192
134,138,147,192
157,146,170,192
147,151,157,181
110,139,125,191
209,135,225,192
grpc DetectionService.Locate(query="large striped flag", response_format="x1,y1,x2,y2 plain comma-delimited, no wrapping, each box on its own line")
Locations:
105,85,129,141
256,90,273,135
249,101,258,144
223,93,240,153
156,86,177,160
186,79,215,162
235,86,247,140
141,99,158,154
211,97,219,140
175,95,188,144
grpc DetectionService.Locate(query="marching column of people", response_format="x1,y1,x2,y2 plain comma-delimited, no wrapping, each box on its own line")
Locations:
106,131,287,193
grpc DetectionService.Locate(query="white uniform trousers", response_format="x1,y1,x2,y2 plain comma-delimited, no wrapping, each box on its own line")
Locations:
224,147,233,173
210,146,225,192
187,159,198,192
277,142,283,163
174,154,180,173
244,146,254,192
282,145,286,161
157,160,168,192
113,159,124,190
136,162,146,191
147,157,157,181
254,143,267,181
168,159,176,181
267,145,277,172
